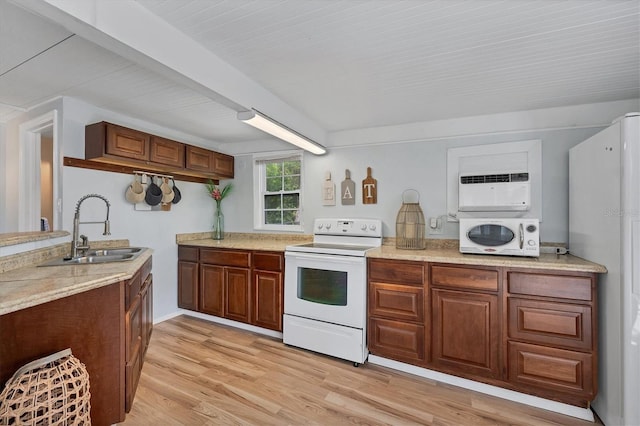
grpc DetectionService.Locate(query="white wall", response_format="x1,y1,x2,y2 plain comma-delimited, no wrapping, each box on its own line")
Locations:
228,127,606,244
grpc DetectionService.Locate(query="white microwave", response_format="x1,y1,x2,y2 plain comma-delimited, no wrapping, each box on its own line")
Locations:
459,218,540,257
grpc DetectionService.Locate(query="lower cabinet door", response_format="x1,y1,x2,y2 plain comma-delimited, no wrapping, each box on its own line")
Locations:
253,270,283,331
200,264,224,316
508,341,595,398
431,289,500,379
125,347,142,413
177,260,198,310
225,267,251,323
368,317,425,364
125,295,142,413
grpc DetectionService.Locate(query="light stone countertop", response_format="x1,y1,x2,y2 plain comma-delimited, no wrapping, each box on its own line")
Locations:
0,247,153,316
177,232,312,252
367,245,606,273
178,233,606,274
0,231,70,248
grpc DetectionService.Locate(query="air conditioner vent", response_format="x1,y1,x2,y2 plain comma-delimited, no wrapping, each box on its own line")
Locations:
460,173,529,184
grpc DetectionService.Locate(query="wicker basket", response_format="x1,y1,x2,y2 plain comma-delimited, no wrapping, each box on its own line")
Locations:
0,349,91,425
396,189,426,250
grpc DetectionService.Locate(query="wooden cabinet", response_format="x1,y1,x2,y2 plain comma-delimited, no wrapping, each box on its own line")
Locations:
141,274,153,357
124,257,153,413
225,267,251,323
430,264,500,380
105,123,150,161
150,136,185,168
186,145,234,177
431,288,500,379
367,258,599,408
253,252,284,331
177,246,284,331
200,249,251,321
506,269,597,406
178,246,199,311
368,258,427,364
199,264,224,315
84,121,234,180
1,282,125,424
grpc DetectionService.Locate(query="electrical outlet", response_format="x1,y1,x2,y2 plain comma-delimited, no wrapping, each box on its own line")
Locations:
428,215,445,235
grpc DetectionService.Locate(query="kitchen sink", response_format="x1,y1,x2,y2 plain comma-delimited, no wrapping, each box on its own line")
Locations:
86,247,143,257
39,247,144,267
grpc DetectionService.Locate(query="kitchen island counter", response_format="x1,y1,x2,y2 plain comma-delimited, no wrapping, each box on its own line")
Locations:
0,247,153,315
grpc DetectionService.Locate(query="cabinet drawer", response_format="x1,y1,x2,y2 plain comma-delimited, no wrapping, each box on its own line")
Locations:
253,252,283,271
369,282,424,322
509,298,592,350
508,341,594,397
368,259,425,285
125,270,141,310
200,248,250,267
369,317,425,363
431,265,498,292
178,245,199,262
508,272,593,301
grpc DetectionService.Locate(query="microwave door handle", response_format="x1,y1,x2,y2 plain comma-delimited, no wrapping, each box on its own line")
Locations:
519,223,524,249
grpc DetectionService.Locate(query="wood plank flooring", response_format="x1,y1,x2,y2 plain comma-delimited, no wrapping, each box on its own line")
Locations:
120,315,601,425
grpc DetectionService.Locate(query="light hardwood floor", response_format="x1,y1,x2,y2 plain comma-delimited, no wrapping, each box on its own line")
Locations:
121,315,601,425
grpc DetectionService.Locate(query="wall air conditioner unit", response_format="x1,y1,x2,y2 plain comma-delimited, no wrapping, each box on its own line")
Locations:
458,172,530,211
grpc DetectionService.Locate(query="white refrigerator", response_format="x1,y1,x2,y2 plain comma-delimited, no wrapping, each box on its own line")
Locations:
569,113,640,426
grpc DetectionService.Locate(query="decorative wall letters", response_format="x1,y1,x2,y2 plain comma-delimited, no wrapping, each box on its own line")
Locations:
362,166,377,204
322,171,336,206
341,169,355,205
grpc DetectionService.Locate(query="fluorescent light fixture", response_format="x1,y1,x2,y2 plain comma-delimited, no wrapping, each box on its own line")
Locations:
237,109,327,155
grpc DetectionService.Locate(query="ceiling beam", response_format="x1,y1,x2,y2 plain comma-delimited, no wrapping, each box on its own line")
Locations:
13,0,327,145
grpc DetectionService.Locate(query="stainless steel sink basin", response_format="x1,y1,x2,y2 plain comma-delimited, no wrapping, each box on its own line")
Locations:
86,247,143,256
39,247,144,267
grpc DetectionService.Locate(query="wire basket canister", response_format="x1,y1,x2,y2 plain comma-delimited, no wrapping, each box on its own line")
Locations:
0,348,91,425
396,189,426,250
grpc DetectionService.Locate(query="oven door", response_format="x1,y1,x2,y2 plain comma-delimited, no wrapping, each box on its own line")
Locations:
284,251,366,329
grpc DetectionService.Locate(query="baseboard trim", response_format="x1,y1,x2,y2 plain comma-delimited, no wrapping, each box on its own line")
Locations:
368,355,595,422
174,309,284,339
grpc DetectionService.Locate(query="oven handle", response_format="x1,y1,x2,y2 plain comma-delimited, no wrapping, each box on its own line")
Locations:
285,251,366,265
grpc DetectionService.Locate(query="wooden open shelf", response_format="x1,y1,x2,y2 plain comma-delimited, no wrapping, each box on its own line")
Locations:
64,157,219,184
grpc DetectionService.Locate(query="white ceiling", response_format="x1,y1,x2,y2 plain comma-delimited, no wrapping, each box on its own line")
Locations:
1,0,638,153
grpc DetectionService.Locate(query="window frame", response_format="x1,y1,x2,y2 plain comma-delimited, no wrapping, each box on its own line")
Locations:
253,150,304,232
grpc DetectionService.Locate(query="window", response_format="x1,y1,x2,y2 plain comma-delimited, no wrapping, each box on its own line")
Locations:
253,151,303,231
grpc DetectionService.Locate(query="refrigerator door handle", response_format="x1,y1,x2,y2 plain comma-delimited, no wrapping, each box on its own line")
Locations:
633,221,640,295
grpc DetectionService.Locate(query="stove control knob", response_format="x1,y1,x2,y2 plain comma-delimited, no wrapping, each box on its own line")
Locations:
325,223,332,229
317,223,324,230
369,224,377,231
361,225,367,231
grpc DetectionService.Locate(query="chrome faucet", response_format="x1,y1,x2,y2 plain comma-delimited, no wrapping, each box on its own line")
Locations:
71,194,111,258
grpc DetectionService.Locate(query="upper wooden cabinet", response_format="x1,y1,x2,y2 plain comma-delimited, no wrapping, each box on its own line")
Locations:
84,121,234,181
150,136,185,168
186,145,234,177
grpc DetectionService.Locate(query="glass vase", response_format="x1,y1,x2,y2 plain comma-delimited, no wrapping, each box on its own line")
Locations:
212,202,224,240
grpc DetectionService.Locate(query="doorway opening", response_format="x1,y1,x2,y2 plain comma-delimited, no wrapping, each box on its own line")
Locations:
18,110,60,232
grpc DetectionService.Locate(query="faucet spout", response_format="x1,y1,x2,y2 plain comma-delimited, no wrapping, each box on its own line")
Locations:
71,194,111,258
